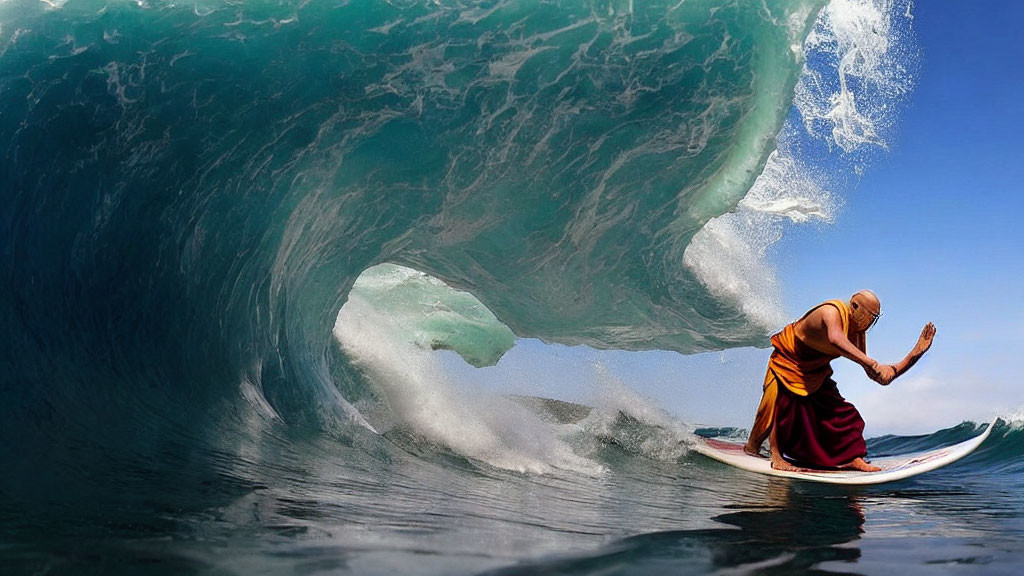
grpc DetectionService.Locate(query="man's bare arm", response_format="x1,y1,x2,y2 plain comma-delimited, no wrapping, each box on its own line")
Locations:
889,322,936,381
819,307,895,384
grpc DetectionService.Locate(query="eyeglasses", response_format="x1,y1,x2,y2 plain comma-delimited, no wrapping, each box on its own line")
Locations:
852,302,882,331
867,308,882,331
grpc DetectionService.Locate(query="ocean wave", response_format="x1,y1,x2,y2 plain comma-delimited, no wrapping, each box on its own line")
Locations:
0,0,918,497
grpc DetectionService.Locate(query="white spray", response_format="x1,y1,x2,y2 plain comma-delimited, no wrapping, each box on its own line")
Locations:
685,0,916,331
334,289,601,475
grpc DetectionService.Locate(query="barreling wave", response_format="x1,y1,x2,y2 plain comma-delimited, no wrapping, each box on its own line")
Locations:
0,0,919,500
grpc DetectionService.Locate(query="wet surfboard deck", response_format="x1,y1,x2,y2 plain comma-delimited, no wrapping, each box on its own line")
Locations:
692,419,996,485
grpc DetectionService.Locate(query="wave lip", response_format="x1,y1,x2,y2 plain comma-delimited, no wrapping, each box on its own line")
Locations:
345,264,515,368
376,0,829,354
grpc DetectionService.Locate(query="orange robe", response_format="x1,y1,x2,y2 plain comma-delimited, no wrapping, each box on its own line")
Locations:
750,300,868,468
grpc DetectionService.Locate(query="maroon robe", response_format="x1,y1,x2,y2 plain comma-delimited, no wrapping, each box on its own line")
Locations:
773,378,868,468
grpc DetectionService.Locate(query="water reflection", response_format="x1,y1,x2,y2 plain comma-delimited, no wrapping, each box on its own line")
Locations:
482,480,866,575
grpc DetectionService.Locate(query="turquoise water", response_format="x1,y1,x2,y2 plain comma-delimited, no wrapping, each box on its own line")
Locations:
3,1,1023,574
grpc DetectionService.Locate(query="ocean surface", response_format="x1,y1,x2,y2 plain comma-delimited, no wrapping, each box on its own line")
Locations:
3,0,1022,574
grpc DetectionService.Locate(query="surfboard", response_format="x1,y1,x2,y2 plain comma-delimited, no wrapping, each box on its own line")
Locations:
691,419,997,485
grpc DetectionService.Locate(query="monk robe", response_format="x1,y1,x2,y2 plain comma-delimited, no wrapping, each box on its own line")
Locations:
749,300,868,468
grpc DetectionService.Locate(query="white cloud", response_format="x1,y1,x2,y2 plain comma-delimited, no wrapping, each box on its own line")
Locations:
844,370,1005,436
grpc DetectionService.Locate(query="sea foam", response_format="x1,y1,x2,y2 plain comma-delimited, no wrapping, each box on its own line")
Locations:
334,266,601,475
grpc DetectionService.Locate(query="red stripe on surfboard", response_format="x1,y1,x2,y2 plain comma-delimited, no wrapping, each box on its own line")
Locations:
702,438,745,452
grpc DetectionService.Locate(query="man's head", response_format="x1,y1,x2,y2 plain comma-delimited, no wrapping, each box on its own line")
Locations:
849,290,882,333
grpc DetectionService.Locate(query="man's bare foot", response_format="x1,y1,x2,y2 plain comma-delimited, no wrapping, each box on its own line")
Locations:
770,454,803,472
743,442,762,457
840,457,881,472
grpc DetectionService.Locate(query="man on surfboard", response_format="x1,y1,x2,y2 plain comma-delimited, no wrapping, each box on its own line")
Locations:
743,291,936,472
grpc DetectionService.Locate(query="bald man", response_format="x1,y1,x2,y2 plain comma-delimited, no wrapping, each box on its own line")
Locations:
743,291,937,472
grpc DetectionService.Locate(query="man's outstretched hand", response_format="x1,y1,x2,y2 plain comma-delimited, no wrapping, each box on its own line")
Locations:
914,322,937,355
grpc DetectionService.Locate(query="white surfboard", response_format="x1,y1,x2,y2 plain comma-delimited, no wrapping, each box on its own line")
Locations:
691,419,997,485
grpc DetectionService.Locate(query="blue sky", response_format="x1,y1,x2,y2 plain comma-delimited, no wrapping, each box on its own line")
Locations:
443,2,1024,436
776,1,1024,433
